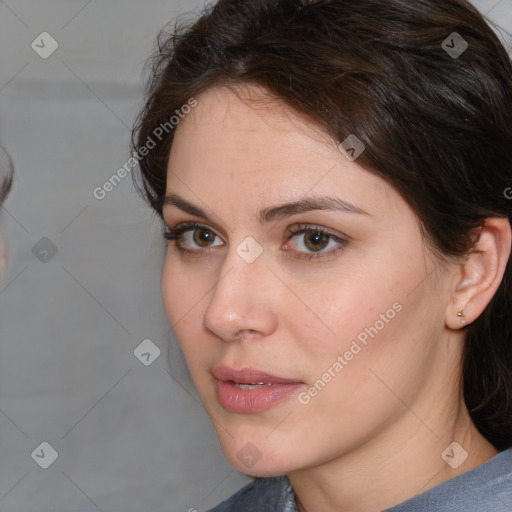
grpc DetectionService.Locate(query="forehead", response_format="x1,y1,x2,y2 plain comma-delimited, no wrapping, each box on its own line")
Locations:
170,85,334,169
165,85,403,223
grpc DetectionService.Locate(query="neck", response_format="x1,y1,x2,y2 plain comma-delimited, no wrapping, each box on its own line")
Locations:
288,393,498,512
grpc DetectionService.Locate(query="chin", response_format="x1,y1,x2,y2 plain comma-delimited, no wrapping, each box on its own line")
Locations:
214,430,303,478
227,452,294,478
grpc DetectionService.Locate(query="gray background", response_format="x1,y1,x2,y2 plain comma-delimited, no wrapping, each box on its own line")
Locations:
0,1,510,511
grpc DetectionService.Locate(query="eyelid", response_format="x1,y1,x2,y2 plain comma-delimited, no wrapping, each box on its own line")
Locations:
284,223,349,241
164,221,223,236
163,213,228,239
163,221,225,244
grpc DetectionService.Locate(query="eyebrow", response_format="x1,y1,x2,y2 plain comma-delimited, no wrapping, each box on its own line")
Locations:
162,193,370,224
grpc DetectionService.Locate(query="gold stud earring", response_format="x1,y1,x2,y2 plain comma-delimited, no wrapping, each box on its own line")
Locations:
457,299,472,325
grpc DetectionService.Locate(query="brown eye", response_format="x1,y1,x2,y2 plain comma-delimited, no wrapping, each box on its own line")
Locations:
163,223,224,251
286,224,348,260
303,231,330,252
192,228,217,247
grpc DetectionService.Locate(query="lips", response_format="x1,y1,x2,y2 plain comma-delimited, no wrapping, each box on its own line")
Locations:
212,365,305,413
212,365,302,385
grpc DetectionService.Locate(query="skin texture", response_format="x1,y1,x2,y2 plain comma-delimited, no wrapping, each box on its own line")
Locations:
161,85,510,512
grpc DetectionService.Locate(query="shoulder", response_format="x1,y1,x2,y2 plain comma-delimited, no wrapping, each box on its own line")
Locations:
386,447,512,512
468,447,512,510
206,476,295,512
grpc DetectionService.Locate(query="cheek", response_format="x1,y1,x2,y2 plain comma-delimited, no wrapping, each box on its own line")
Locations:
162,257,201,351
162,255,204,326
161,256,216,376
293,271,402,363
161,257,180,326
303,276,435,420
295,249,431,393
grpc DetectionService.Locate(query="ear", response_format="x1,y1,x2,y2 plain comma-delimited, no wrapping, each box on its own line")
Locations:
446,217,511,329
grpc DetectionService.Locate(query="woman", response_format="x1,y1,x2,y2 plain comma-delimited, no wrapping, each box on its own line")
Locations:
131,0,512,510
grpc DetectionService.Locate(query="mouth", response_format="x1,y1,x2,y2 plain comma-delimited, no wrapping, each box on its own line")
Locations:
212,365,305,413
231,382,272,390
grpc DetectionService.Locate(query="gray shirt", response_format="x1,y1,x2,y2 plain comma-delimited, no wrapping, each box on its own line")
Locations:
207,447,512,511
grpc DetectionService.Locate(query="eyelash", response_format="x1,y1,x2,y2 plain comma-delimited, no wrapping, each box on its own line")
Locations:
163,221,348,261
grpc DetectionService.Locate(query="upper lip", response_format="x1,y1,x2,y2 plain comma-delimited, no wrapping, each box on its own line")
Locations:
212,365,302,384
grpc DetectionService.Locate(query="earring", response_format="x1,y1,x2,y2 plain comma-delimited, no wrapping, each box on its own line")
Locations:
457,300,472,326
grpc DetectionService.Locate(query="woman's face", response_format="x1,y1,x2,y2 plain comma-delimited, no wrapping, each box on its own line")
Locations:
162,85,454,476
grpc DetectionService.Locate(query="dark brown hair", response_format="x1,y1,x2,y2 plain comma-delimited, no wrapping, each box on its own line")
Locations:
131,0,512,450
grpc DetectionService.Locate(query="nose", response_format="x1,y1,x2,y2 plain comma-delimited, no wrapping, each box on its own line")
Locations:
203,243,279,343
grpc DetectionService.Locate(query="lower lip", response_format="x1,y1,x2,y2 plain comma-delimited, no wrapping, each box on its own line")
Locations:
216,380,304,413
